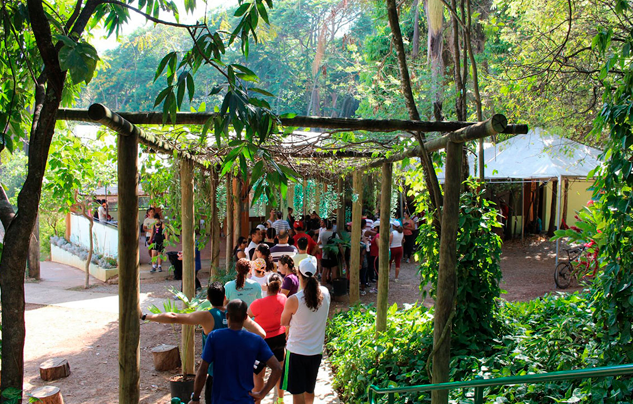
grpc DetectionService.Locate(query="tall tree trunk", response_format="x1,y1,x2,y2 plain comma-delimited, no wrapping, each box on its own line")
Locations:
210,167,220,276
180,160,195,376
412,0,421,59
426,0,445,120
225,174,233,273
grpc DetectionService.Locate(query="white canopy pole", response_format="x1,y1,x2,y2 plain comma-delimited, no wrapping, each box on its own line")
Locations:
555,175,562,266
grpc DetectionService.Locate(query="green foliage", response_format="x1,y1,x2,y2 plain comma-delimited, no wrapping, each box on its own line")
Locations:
585,5,633,365
415,182,504,355
0,149,27,203
148,286,211,315
1,388,40,403
326,293,632,404
210,261,237,285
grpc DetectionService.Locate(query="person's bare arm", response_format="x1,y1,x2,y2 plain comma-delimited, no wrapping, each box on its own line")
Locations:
280,295,298,327
244,317,266,338
188,360,209,404
250,355,282,400
144,311,214,334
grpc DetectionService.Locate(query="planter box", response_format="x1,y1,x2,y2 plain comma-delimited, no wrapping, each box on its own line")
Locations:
50,245,118,282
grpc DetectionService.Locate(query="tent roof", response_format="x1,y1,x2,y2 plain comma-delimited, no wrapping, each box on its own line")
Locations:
437,129,602,181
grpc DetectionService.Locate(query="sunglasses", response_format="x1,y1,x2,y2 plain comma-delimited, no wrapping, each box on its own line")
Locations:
255,270,265,275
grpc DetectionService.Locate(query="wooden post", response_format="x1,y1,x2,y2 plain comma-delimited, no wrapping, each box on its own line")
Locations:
303,178,308,217
180,159,195,376
225,174,234,273
233,177,242,246
430,141,462,404
288,183,295,213
375,163,392,335
349,171,364,304
314,181,320,217
210,168,220,276
117,131,140,404
336,177,344,235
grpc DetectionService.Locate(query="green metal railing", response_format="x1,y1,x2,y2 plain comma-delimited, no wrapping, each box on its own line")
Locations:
368,363,633,404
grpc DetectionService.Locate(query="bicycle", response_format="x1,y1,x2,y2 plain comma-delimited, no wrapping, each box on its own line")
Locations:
554,245,599,289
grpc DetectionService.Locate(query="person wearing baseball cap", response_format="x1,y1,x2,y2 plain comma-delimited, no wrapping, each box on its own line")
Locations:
280,256,331,403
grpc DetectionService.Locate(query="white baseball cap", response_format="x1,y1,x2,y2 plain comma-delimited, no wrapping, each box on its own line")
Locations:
256,224,267,231
298,256,318,277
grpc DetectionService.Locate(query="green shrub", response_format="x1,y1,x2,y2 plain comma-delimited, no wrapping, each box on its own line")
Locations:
326,292,633,403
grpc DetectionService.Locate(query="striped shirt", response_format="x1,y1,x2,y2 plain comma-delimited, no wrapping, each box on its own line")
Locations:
272,219,291,234
270,243,297,262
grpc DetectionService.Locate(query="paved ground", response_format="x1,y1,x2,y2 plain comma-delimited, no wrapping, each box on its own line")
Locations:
23,261,340,404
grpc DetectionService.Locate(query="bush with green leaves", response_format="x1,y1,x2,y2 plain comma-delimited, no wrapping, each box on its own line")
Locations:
326,293,633,404
416,184,504,355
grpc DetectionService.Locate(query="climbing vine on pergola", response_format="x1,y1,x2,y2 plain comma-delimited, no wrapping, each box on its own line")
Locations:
58,104,526,402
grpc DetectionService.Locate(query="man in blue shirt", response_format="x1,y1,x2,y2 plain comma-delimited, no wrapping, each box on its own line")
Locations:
188,299,282,404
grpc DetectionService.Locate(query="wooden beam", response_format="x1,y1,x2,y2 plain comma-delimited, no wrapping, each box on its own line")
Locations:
431,141,462,404
375,163,392,335
364,114,512,169
180,159,196,376
58,107,527,134
117,130,140,404
349,170,364,304
80,104,209,169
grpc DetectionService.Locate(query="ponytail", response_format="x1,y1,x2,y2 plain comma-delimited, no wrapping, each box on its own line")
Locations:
279,255,296,274
256,243,274,272
300,271,323,311
235,258,251,290
267,273,283,294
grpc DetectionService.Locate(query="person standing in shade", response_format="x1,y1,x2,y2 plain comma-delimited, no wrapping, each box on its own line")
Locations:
246,228,263,260
142,283,265,404
292,237,313,266
149,213,167,272
280,257,331,404
292,222,318,256
287,207,295,228
389,220,404,282
267,209,277,228
142,207,157,246
264,227,277,248
248,273,288,403
278,255,299,297
98,200,108,223
225,258,263,307
188,300,281,404
273,211,291,235
402,212,415,263
270,230,297,263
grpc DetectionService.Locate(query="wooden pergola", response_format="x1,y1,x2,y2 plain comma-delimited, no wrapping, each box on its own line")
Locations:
57,104,526,403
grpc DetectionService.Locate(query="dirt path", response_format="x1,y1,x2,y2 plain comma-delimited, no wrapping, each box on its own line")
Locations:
23,235,572,403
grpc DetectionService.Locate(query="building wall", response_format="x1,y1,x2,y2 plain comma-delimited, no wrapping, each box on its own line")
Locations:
542,179,593,230
69,214,119,258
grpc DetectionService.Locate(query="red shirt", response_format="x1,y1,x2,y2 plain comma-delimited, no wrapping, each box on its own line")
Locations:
293,232,318,254
249,294,287,339
370,233,380,257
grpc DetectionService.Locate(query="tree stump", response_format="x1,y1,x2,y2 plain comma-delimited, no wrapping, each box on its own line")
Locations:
31,386,64,404
151,344,181,371
39,358,70,381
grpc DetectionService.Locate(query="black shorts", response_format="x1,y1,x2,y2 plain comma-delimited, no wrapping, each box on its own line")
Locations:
254,333,286,374
153,242,164,253
280,352,322,395
322,258,337,268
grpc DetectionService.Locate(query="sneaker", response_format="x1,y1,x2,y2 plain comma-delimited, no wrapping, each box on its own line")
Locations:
360,290,367,296
158,266,163,272
406,258,410,263
369,288,378,293
150,268,156,273
394,278,399,282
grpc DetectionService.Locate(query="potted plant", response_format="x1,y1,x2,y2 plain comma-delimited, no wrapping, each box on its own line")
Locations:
146,287,210,401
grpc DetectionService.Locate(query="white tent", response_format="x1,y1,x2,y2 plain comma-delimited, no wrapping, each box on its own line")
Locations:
436,128,602,180
435,129,602,264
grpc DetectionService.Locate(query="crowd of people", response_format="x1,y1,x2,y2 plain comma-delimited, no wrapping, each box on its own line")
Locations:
140,207,422,403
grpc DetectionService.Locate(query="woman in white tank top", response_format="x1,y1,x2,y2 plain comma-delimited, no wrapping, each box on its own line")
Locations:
389,221,405,281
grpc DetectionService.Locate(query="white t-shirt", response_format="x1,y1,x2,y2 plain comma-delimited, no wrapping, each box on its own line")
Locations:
98,206,107,222
390,230,404,248
246,241,258,260
143,217,157,238
286,286,331,356
250,272,271,290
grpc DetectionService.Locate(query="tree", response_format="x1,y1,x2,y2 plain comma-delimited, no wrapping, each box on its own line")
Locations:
44,131,116,289
0,0,285,400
